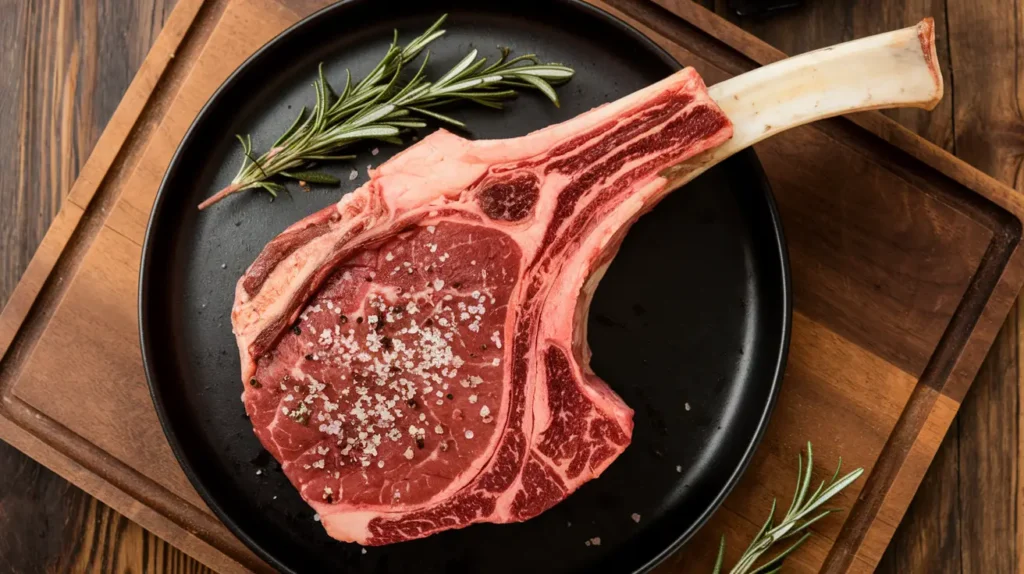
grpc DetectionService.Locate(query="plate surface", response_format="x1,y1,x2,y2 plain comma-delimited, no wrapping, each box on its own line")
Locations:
140,0,791,571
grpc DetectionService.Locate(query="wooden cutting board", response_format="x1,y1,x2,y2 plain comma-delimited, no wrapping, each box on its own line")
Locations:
2,0,1023,571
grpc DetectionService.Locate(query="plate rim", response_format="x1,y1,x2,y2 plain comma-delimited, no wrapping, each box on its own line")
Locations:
138,1,792,571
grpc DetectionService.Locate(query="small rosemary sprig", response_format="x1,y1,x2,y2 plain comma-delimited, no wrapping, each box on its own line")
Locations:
198,15,574,210
712,442,864,574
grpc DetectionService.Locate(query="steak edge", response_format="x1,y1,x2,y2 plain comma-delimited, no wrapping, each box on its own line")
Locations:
232,67,733,545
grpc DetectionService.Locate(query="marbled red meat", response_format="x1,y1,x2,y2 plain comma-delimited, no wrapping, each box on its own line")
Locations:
232,67,732,545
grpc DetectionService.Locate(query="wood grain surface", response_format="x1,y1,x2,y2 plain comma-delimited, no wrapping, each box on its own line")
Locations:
0,0,1021,572
0,0,209,571
688,0,1024,571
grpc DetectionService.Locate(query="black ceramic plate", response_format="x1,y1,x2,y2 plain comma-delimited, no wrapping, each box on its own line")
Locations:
140,1,790,572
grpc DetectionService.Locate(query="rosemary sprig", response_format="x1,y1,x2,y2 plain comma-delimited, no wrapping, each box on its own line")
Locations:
198,15,574,210
712,442,864,574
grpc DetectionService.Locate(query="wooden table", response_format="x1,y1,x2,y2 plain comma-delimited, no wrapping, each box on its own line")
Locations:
0,0,1018,571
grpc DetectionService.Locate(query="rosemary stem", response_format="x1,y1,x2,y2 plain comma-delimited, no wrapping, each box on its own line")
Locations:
198,14,574,210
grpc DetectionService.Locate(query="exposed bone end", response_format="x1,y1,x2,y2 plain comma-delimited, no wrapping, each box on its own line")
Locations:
915,17,944,110
663,18,945,192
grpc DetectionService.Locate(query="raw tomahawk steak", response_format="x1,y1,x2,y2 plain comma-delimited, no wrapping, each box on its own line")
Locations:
233,68,732,544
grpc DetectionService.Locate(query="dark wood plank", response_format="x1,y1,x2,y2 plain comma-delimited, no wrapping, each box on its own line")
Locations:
2,0,166,300
0,0,205,572
875,427,962,572
0,0,35,302
944,0,1024,569
0,439,82,573
958,307,1018,572
58,489,214,573
0,440,211,574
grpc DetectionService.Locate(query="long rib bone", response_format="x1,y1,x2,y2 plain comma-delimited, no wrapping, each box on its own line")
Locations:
664,18,942,187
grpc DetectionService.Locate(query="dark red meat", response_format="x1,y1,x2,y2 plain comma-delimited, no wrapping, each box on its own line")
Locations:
232,67,732,544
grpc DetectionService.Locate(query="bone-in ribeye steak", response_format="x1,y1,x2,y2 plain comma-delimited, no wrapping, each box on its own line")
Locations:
232,67,732,545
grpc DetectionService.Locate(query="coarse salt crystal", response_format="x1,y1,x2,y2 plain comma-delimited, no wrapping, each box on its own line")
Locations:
427,225,436,234
403,447,414,460
372,147,379,156
676,465,683,473
349,169,358,181
590,537,601,546
313,514,321,522
433,279,445,290
631,513,641,523
435,425,444,435
385,252,395,261
684,402,691,411
465,430,474,439
469,394,478,404
480,405,490,417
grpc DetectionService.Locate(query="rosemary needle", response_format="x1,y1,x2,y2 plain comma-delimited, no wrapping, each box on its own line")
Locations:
199,14,574,210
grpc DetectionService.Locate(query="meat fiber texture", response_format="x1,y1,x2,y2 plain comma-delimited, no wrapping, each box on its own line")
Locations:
232,67,733,545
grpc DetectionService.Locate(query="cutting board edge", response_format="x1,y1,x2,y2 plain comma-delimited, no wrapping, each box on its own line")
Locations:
0,410,256,573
